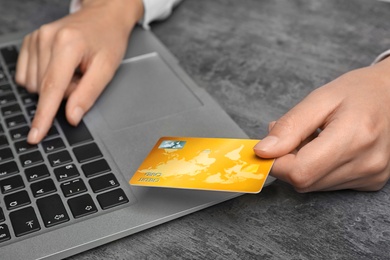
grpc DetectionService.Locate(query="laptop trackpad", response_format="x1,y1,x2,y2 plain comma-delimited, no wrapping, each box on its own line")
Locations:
94,53,202,131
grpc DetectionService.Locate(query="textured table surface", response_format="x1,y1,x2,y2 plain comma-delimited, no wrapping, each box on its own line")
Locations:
1,0,390,259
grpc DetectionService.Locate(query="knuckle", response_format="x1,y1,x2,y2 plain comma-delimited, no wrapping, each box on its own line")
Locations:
38,24,53,41
372,172,390,188
37,27,53,52
54,27,82,46
359,117,378,142
366,153,389,175
40,77,56,93
364,181,387,192
287,168,313,192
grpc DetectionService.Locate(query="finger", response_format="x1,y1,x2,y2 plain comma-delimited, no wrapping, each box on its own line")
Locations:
296,128,320,151
65,55,118,126
270,121,353,191
268,121,276,132
63,75,81,98
37,26,55,87
312,156,389,192
15,34,31,86
318,173,388,192
254,86,341,158
294,160,355,192
25,31,39,92
27,38,84,144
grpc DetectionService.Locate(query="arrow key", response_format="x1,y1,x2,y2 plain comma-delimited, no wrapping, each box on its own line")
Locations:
68,194,97,219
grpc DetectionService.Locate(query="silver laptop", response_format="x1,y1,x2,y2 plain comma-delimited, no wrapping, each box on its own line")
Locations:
0,27,275,259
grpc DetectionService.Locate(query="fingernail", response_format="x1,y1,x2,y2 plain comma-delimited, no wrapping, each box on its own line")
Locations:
71,106,84,125
253,136,279,152
27,127,39,144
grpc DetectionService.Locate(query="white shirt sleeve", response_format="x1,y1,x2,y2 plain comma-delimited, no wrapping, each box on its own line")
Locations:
69,0,182,30
141,0,182,29
372,49,390,65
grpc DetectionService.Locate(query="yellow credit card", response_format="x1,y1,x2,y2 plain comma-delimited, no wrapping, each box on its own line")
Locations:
130,137,274,193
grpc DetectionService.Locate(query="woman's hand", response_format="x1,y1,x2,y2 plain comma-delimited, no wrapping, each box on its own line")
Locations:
16,0,144,144
254,58,390,192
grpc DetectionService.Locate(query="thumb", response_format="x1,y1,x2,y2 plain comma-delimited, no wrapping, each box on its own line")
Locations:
253,88,338,158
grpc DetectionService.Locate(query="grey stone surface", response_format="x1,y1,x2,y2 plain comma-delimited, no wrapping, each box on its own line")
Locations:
1,0,390,259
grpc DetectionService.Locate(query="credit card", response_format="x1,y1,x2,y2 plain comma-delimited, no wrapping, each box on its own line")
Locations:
130,137,274,193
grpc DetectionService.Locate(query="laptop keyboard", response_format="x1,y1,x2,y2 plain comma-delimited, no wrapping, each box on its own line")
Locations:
0,45,130,244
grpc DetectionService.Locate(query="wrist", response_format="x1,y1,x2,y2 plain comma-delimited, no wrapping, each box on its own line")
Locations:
371,55,390,86
81,0,144,30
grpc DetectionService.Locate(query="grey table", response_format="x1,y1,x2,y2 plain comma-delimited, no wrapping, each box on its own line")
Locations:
1,0,390,259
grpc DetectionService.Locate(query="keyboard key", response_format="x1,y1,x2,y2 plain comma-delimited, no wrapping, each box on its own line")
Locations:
30,178,57,198
0,148,13,162
60,120,93,147
4,190,31,210
0,84,11,95
1,103,21,117
68,194,97,218
0,93,16,106
16,85,29,95
0,69,7,85
22,94,38,106
37,194,70,227
0,135,8,148
7,64,16,81
57,104,93,146
89,173,119,193
45,125,59,139
14,139,38,154
9,126,29,141
1,46,18,66
73,143,102,163
25,164,50,182
82,159,111,178
0,175,24,194
25,105,36,117
97,188,129,210
48,150,72,167
53,163,79,182
0,161,18,178
20,151,43,167
0,207,4,222
5,114,26,128
42,138,65,153
0,223,11,243
10,206,41,237
61,178,87,197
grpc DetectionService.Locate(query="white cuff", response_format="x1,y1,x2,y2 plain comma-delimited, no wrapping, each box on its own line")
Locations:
69,0,182,30
69,0,82,13
372,49,390,65
140,0,182,30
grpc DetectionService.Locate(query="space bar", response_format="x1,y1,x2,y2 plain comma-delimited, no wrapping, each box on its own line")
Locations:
56,103,93,146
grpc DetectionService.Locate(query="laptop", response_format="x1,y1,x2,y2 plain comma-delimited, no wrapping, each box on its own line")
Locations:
0,27,275,259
